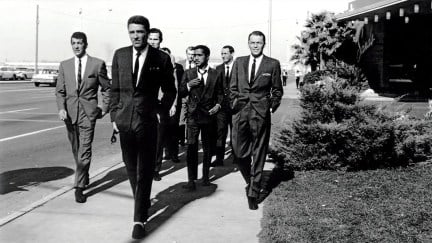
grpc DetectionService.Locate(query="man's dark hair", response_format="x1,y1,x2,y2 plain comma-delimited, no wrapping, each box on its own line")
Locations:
193,45,210,57
160,47,171,54
222,45,235,53
71,32,88,47
149,28,163,43
127,15,150,32
248,31,266,44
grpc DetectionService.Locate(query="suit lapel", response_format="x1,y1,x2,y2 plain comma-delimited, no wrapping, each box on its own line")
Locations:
251,55,268,87
78,56,92,92
137,46,154,87
201,68,216,99
64,58,77,91
243,57,250,86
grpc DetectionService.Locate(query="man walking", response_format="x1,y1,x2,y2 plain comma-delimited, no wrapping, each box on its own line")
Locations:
230,31,283,210
179,45,223,190
110,15,176,239
212,45,235,167
55,32,110,204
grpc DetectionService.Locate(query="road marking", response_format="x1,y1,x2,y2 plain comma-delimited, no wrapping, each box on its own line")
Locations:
0,88,52,93
0,119,61,123
0,108,39,114
0,125,64,142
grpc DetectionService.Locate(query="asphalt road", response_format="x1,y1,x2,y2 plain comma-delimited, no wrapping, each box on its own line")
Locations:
0,83,122,218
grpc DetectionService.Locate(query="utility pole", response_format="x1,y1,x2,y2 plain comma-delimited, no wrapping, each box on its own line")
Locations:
268,0,272,56
35,4,39,74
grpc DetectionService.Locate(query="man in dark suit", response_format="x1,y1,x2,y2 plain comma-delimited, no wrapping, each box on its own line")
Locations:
147,29,180,181
55,32,110,204
178,46,195,146
230,31,283,210
109,15,176,239
179,45,223,190
212,45,235,167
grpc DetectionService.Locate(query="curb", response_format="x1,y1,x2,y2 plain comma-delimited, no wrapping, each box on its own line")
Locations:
0,159,123,227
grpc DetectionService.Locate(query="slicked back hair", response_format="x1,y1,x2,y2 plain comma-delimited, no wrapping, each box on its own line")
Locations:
127,15,150,32
248,31,266,44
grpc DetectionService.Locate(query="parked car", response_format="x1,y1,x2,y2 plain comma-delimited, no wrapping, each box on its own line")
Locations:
0,67,17,80
32,69,58,87
15,67,34,80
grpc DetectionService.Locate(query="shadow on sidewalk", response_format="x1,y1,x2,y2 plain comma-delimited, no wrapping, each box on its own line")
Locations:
0,166,74,195
85,166,129,198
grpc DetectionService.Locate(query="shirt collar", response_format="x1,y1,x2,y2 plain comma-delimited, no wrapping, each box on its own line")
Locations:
249,54,263,63
197,64,210,74
132,45,149,57
75,53,88,62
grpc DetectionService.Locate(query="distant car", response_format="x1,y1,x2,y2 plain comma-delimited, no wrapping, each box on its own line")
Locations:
15,67,34,80
32,69,58,87
0,67,17,80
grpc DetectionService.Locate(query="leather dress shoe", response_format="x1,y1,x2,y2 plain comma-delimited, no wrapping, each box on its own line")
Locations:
132,224,146,239
201,178,211,186
210,160,224,167
182,181,196,191
75,188,87,203
153,172,162,181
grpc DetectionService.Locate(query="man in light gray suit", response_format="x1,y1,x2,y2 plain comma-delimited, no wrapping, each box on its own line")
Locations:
56,32,111,203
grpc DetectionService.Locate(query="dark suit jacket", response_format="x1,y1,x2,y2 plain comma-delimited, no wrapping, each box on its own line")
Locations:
216,63,232,110
55,55,111,124
229,55,283,118
179,67,223,124
110,46,176,131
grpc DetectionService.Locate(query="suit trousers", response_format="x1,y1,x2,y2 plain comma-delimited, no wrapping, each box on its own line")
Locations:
215,108,232,162
231,103,271,198
119,111,157,223
186,118,213,181
155,112,180,172
65,103,95,188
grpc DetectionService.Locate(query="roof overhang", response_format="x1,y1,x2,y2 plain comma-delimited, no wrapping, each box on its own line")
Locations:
336,0,415,20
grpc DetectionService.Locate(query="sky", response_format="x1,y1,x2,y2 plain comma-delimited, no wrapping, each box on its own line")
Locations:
0,0,350,65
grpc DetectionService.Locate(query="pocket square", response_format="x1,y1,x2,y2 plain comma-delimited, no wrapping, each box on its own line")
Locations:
261,73,271,76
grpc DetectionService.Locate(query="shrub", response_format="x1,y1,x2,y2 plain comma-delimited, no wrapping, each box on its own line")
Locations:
270,70,432,171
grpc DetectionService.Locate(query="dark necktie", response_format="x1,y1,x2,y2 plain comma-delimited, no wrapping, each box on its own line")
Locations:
77,58,82,88
198,69,208,85
189,63,192,70
225,66,230,82
250,58,256,83
133,52,141,86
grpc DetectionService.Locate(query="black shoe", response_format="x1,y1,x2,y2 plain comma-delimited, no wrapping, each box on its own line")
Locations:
182,181,196,191
247,196,258,210
201,178,211,186
74,188,87,203
153,172,162,181
171,157,180,163
210,161,224,167
132,224,146,239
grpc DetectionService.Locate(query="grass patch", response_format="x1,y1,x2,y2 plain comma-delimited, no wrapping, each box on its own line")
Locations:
260,163,432,242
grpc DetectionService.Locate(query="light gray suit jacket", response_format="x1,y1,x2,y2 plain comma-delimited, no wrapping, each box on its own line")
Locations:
56,55,111,124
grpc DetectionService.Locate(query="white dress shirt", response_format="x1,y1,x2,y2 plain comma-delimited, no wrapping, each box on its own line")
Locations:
248,54,263,82
224,61,234,77
74,54,88,87
132,45,149,86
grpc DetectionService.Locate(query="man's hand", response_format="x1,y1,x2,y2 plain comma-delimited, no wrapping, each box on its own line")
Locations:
112,122,119,133
209,104,221,115
187,78,201,88
169,105,176,117
58,109,67,121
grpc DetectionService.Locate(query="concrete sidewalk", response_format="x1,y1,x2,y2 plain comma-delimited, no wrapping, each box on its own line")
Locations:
0,152,265,243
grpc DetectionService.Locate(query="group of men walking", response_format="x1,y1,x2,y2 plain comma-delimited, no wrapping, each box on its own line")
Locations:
55,15,283,239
